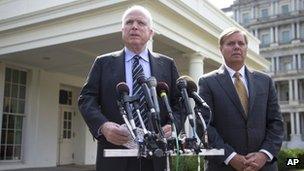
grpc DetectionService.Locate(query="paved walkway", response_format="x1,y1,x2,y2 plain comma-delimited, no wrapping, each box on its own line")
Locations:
5,165,95,171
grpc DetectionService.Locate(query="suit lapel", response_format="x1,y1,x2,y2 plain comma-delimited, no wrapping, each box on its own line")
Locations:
149,51,165,80
216,65,247,120
111,49,126,83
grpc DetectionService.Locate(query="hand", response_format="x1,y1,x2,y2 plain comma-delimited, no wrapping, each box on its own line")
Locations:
244,152,268,171
162,124,172,138
229,154,247,171
100,122,130,145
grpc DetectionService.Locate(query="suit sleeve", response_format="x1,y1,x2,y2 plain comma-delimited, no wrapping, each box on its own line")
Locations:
78,57,108,140
197,76,235,164
260,77,284,161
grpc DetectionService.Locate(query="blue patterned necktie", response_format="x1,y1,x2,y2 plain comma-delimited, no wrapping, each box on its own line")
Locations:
132,55,148,127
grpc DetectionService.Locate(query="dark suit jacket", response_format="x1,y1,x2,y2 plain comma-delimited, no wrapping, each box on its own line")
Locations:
197,65,284,171
78,49,181,171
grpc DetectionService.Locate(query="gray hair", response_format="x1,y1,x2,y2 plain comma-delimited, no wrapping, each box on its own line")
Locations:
219,27,248,47
122,5,153,28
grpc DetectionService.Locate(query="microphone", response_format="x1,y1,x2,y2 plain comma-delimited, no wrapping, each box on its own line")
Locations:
176,77,194,128
181,76,210,109
147,77,160,116
116,82,138,139
137,75,156,114
157,82,177,138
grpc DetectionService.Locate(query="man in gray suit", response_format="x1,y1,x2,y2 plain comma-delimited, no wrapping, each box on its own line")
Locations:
78,5,181,171
197,27,284,171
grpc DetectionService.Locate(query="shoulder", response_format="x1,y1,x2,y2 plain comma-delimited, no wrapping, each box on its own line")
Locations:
151,51,174,62
249,69,272,81
96,50,123,60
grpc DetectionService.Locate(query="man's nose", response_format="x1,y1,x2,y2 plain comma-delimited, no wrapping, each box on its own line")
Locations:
131,22,139,29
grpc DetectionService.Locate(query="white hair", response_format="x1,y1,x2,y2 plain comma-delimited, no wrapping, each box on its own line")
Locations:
122,5,153,28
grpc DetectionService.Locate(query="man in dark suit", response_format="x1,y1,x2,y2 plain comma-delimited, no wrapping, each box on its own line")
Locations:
78,5,181,171
197,27,284,171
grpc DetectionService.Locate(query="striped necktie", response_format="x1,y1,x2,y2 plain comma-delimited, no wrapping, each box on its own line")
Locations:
132,55,148,127
234,72,249,115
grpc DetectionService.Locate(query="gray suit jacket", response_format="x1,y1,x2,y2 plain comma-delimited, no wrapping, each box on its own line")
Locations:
78,49,181,171
197,65,284,171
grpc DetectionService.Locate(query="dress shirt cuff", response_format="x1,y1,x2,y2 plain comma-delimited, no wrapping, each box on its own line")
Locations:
259,149,273,162
224,152,237,165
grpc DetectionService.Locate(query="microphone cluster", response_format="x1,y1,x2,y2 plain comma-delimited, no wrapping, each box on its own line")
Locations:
115,74,212,158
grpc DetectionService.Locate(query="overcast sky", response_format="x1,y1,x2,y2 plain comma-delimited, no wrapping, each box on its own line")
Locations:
208,0,234,9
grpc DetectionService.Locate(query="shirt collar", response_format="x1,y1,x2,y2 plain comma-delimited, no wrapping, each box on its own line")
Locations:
225,64,246,78
124,47,149,62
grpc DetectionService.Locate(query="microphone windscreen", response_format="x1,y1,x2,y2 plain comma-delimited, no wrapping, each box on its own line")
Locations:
137,73,146,84
181,75,197,92
176,76,187,90
157,82,169,95
116,82,129,96
147,76,157,88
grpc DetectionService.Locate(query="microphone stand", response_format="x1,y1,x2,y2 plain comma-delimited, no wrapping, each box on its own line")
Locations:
194,106,209,149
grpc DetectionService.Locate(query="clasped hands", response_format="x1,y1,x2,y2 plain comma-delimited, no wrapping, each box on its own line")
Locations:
229,152,268,171
101,122,172,146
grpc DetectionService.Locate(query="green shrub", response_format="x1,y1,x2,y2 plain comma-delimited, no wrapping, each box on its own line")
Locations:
278,148,304,170
170,155,204,171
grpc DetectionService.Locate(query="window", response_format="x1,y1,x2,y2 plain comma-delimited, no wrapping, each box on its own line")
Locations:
261,8,269,18
280,56,293,71
261,34,270,47
302,54,304,68
1,68,27,160
62,111,72,139
59,90,72,105
281,30,290,44
281,4,289,14
242,12,250,24
300,112,304,140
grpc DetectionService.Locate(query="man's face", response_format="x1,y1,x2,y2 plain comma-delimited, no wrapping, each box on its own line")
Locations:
122,10,153,52
220,32,247,70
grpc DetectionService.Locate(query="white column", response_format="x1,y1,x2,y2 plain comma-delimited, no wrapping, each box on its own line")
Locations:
290,112,295,135
189,52,205,85
292,23,296,40
293,54,297,70
275,26,279,43
252,6,256,19
255,28,258,37
271,57,275,72
289,79,294,101
275,1,279,15
270,1,274,16
0,62,5,144
276,56,280,72
295,79,299,101
270,27,274,43
185,52,206,138
296,112,300,135
298,53,302,69
296,22,300,39
291,0,295,12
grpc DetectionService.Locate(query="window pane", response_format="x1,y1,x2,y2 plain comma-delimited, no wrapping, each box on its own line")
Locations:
11,85,18,98
1,131,6,144
68,131,71,139
12,70,19,84
64,112,67,119
2,114,8,129
19,86,26,99
15,131,22,144
64,121,67,129
3,98,10,113
8,115,15,129
281,5,289,14
4,83,11,97
63,130,66,139
7,130,14,144
5,145,13,160
14,146,21,160
68,122,71,129
18,100,25,114
5,68,11,82
19,71,26,85
11,99,18,113
68,112,72,120
15,116,23,130
0,145,5,160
